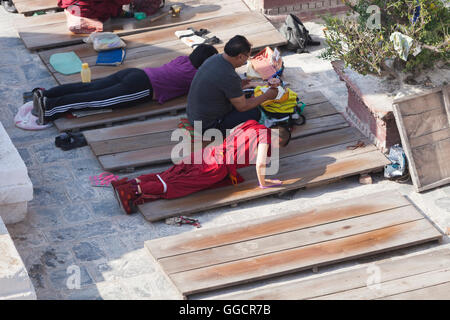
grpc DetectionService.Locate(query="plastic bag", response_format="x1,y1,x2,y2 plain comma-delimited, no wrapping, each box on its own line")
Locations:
14,101,53,131
84,32,126,52
64,9,103,34
384,144,407,178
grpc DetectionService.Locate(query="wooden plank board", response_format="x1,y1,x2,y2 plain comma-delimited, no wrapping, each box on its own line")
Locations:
38,12,267,65
14,0,59,14
83,96,332,143
85,97,338,153
54,96,187,132
55,88,326,134
316,268,450,300
160,206,424,274
211,246,450,300
393,85,450,192
138,138,390,222
97,122,354,171
149,191,412,258
17,0,252,50
170,221,440,296
144,191,442,296
381,281,450,300
39,12,285,85
93,101,347,170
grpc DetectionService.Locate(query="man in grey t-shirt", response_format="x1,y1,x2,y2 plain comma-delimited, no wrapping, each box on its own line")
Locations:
187,35,278,135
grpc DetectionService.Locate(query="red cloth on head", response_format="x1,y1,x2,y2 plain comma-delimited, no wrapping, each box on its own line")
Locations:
137,120,271,201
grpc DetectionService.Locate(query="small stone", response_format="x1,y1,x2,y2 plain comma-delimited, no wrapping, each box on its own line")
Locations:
359,174,373,185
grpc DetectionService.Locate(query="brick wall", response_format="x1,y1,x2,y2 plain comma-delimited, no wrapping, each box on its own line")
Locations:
243,0,348,16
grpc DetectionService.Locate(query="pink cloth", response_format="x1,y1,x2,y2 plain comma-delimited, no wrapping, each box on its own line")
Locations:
64,9,103,34
15,102,52,131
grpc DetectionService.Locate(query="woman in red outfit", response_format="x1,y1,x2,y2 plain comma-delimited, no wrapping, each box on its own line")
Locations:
112,120,292,214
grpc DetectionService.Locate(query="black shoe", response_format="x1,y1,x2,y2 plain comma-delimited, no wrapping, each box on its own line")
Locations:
188,27,209,37
203,36,220,45
2,0,17,13
55,132,87,151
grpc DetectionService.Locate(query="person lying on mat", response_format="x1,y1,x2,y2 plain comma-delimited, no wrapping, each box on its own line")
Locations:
32,44,218,125
111,120,291,214
187,35,279,136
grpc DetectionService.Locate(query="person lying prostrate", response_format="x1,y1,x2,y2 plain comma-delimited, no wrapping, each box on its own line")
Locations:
32,44,218,125
111,120,292,214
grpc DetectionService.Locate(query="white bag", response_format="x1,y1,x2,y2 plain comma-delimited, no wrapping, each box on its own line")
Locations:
14,102,53,131
84,32,126,52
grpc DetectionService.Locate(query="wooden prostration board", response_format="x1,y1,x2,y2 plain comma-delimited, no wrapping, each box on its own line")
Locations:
16,0,251,50
210,245,450,300
144,191,442,298
40,12,287,85
83,92,343,171
392,85,450,192
138,133,390,222
54,95,187,132
14,0,59,15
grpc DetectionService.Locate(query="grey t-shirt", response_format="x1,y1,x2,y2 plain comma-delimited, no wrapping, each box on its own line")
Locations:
187,54,243,130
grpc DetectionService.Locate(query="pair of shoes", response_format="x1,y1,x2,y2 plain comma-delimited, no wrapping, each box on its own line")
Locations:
55,132,87,151
112,180,139,214
2,0,17,13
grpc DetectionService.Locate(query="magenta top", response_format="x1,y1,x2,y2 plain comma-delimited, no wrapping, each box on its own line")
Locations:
143,56,197,104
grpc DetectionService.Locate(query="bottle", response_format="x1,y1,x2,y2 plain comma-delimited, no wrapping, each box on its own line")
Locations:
81,63,91,83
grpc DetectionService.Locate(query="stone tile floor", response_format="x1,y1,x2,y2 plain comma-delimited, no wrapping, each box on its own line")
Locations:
0,7,448,300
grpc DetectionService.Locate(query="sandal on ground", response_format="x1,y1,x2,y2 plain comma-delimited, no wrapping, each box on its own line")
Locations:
203,36,220,45
55,132,87,151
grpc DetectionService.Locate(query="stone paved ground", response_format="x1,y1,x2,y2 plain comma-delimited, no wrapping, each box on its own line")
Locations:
0,7,448,300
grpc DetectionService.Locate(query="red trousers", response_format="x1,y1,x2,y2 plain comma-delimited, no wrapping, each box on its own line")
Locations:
136,150,242,201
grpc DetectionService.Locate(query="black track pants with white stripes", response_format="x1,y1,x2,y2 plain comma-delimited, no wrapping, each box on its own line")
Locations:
43,68,153,120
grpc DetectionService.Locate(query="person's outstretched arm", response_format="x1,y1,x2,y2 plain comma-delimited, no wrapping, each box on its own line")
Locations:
255,143,282,188
230,87,278,112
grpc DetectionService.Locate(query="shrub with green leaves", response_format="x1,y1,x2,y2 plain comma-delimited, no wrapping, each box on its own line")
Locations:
320,0,449,77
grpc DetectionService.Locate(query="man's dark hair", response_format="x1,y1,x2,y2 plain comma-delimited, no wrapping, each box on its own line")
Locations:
224,35,252,57
189,44,218,69
272,126,292,147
